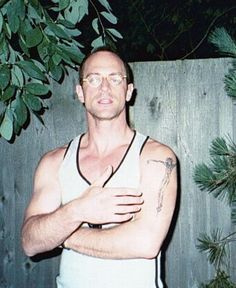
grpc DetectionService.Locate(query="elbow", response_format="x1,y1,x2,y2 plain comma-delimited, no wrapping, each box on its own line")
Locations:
134,234,161,259
21,227,37,257
21,236,36,257
141,240,161,259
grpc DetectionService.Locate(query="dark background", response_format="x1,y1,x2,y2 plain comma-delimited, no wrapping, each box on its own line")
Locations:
80,0,236,62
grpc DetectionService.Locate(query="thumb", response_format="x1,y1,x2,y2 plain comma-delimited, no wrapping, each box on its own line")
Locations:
92,165,113,187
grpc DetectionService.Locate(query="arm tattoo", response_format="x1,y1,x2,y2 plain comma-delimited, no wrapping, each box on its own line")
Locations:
147,158,176,214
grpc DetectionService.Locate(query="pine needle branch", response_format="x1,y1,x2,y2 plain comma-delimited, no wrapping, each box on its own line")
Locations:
208,27,236,58
194,137,236,216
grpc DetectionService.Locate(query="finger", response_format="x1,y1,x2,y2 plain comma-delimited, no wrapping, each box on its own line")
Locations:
113,188,142,197
115,196,144,205
92,165,113,187
115,205,142,215
112,214,133,223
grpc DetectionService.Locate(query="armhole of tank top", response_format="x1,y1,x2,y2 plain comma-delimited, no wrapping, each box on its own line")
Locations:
63,139,73,159
139,136,149,155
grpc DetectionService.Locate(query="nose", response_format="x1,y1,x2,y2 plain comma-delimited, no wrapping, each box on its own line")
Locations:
100,77,110,90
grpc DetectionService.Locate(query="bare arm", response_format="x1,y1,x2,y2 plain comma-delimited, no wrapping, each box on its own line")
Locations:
21,148,81,256
64,141,177,259
21,150,143,257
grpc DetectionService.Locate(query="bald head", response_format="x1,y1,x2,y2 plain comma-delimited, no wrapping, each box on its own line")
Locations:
79,47,131,84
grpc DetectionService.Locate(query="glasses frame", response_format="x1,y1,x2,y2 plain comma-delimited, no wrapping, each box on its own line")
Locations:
82,73,127,88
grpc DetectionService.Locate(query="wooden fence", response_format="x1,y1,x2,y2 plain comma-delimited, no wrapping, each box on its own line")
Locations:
0,58,235,287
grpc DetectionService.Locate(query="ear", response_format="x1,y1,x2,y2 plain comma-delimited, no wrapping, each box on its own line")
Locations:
76,85,84,103
126,83,134,102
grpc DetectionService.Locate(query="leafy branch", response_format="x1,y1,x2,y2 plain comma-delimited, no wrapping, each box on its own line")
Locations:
194,136,236,215
0,0,121,142
208,27,236,99
194,30,236,284
180,6,236,60
194,137,236,287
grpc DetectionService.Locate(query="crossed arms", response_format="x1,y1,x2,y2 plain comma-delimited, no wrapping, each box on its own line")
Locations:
21,140,177,259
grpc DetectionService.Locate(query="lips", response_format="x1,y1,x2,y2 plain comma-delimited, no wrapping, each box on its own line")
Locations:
98,97,113,104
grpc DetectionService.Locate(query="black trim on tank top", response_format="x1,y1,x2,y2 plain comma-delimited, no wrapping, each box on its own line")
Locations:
139,136,149,155
63,139,73,159
76,133,89,184
103,130,136,187
76,130,137,186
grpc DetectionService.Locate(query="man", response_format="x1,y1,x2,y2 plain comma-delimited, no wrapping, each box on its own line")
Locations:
21,47,177,288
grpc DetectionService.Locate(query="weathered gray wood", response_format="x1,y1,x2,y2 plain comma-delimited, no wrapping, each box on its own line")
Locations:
0,58,235,288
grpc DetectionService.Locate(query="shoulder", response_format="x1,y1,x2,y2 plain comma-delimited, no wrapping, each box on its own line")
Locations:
35,144,68,175
141,137,177,164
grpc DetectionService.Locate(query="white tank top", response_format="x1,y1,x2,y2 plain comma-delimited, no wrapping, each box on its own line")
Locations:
56,131,163,288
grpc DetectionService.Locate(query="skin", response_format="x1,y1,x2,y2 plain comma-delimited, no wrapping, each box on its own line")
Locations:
21,51,177,261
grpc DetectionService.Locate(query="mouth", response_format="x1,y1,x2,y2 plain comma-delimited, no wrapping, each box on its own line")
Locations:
97,97,113,104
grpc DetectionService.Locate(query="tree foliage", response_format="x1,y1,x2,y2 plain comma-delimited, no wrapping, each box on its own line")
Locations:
194,137,236,287
208,28,236,99
111,0,236,61
193,28,236,287
0,0,121,142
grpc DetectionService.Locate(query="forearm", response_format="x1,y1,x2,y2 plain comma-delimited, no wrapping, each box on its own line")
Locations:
65,220,159,260
21,203,82,256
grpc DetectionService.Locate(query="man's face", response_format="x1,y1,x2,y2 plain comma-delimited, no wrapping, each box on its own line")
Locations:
76,51,133,121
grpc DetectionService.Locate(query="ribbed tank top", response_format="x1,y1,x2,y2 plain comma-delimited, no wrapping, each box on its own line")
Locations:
56,131,163,288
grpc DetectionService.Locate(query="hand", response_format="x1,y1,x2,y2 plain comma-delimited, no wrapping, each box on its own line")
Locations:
76,165,143,224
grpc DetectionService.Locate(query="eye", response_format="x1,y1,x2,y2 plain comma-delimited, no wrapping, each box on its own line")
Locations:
109,74,122,85
87,75,101,86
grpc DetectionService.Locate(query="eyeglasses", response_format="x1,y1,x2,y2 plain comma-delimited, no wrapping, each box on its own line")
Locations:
82,73,127,88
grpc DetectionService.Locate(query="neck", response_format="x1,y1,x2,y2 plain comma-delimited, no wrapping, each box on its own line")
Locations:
83,115,133,155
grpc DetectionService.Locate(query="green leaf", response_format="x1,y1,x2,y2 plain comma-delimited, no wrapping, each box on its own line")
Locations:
47,22,70,40
0,65,10,90
0,109,13,140
64,5,78,24
28,1,43,19
4,21,11,39
23,93,42,111
25,83,49,96
18,17,32,36
106,28,123,39
0,35,9,61
37,38,49,62
57,44,84,64
11,65,24,87
8,45,16,64
78,0,88,22
64,27,81,37
57,19,75,29
0,0,8,9
19,36,30,57
59,0,70,10
91,36,105,49
0,12,3,34
1,85,16,101
13,117,21,135
11,97,28,126
97,0,111,11
52,53,62,65
17,60,47,81
92,18,99,34
101,11,117,24
25,27,43,48
15,0,25,21
49,64,63,81
6,2,19,33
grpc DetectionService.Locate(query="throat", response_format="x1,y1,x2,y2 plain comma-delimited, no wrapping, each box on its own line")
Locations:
77,131,136,184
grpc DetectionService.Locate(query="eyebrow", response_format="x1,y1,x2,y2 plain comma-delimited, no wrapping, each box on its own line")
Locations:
84,72,125,78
